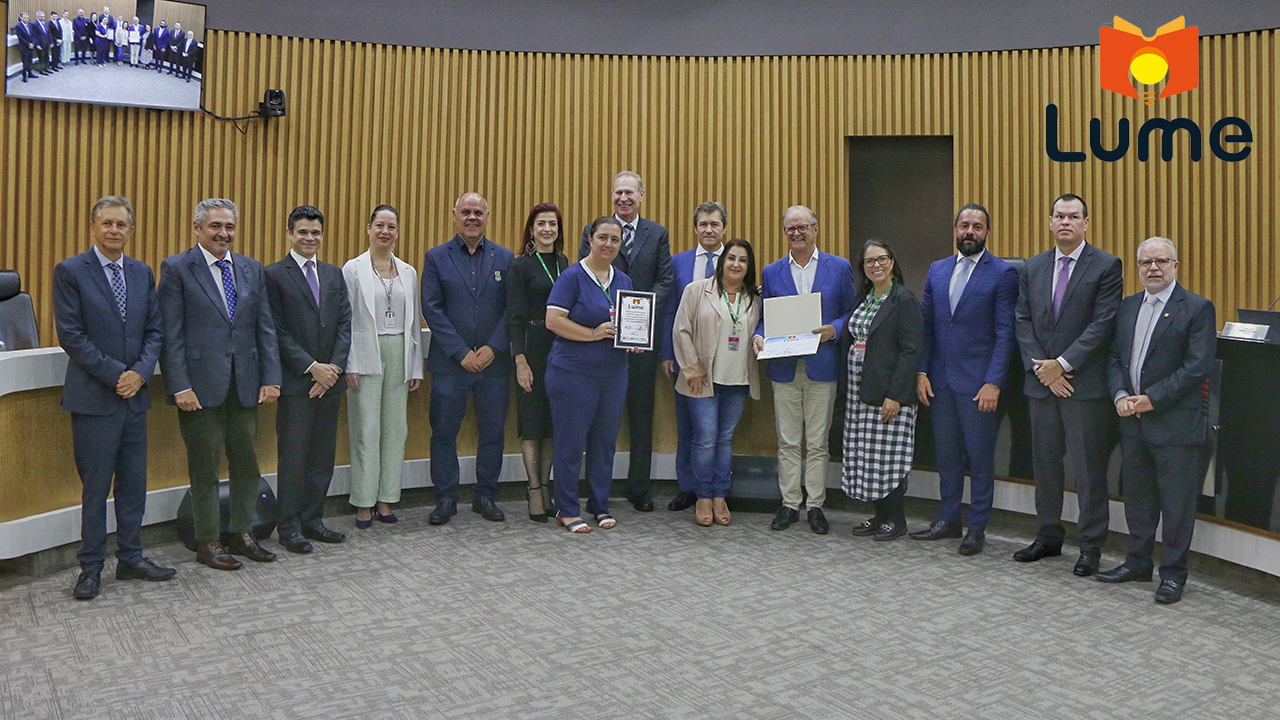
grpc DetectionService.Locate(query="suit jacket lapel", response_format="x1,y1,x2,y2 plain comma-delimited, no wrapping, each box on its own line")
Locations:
230,254,250,325
952,253,989,316
1115,294,1139,368
811,252,831,296
867,286,897,336
1144,287,1183,365
287,259,319,314
479,241,496,299
447,241,477,298
189,248,231,324
1057,245,1093,322
776,258,799,296
357,252,379,325
82,251,122,324
124,257,149,334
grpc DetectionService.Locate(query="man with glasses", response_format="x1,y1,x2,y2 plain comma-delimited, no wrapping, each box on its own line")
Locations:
1096,237,1215,604
1012,193,1123,576
752,205,855,534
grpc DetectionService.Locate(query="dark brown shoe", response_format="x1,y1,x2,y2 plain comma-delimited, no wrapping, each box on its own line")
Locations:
225,532,277,563
196,541,244,571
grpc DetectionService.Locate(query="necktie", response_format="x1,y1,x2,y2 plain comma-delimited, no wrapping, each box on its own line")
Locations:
304,259,320,307
1129,295,1158,393
704,251,716,279
215,259,237,321
950,256,974,314
1052,256,1072,319
623,223,635,262
107,262,126,322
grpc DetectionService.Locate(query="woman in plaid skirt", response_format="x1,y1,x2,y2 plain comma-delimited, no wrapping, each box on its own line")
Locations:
840,239,922,540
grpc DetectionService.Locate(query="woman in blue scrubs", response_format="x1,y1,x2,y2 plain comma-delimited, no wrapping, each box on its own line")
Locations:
544,217,635,533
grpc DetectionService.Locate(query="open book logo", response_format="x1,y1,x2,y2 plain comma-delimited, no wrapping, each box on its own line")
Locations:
1100,16,1199,105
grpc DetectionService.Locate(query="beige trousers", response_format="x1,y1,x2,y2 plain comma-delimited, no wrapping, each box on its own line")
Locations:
772,359,836,510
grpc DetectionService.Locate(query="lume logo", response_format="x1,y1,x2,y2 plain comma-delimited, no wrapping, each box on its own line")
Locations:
1099,16,1198,105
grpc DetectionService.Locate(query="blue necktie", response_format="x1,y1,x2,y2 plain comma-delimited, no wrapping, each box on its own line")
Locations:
950,256,974,314
107,262,126,322
704,251,716,279
623,224,635,262
215,259,237,321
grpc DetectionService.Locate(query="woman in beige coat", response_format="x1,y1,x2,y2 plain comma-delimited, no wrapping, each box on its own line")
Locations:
672,239,762,526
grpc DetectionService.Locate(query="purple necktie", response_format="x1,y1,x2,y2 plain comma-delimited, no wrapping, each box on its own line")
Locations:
304,259,320,307
1052,256,1072,319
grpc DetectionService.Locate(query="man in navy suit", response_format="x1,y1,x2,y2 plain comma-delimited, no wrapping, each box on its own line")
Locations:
422,192,514,525
660,201,726,512
72,9,91,65
912,203,1019,555
47,10,63,71
265,205,352,554
1097,237,1216,604
1013,194,1123,575
54,196,176,600
14,13,37,82
751,205,856,534
578,171,674,511
159,198,282,570
152,21,168,73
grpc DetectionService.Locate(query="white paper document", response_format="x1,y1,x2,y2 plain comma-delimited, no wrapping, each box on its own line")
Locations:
758,293,823,359
757,333,822,360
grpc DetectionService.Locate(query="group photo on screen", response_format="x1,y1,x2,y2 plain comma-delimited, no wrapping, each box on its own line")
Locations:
4,0,205,110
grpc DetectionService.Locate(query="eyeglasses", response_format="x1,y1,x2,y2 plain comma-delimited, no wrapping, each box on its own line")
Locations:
1137,258,1175,269
783,224,812,235
863,255,892,268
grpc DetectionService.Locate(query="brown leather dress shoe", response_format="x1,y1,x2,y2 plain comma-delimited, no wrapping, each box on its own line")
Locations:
196,541,244,571
225,532,277,563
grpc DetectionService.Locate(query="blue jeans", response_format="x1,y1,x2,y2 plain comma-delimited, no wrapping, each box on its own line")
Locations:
687,384,749,499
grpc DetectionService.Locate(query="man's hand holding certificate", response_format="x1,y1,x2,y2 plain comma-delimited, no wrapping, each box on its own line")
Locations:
754,293,827,359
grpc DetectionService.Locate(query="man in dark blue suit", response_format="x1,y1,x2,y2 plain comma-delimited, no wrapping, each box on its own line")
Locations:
265,205,352,554
578,171,674,511
1097,237,1216,604
54,196,176,601
152,21,168,73
659,201,726,512
33,12,53,74
72,9,91,65
159,198,283,570
14,13,38,82
750,205,856,534
912,203,1019,555
422,192,514,525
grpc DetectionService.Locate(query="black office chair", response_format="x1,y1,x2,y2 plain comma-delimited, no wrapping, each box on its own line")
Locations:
0,270,39,350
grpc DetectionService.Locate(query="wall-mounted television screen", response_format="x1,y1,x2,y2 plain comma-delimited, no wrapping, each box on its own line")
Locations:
5,0,206,110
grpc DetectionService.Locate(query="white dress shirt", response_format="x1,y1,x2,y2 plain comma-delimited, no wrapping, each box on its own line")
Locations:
197,243,235,315
693,244,724,281
789,248,820,295
93,245,126,293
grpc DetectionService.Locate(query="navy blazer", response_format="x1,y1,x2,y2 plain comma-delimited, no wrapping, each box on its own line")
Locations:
264,256,352,397
1015,242,1123,399
579,216,675,316
919,252,1019,397
421,235,513,376
660,247,705,364
158,247,283,408
72,17,91,43
54,250,163,416
1107,283,1216,446
14,22,35,56
753,251,857,383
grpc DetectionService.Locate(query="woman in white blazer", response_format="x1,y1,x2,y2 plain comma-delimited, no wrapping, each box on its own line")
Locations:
343,205,426,529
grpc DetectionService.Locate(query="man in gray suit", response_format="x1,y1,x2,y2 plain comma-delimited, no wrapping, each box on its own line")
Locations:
159,198,282,570
54,196,176,600
1012,193,1123,576
1097,237,1216,604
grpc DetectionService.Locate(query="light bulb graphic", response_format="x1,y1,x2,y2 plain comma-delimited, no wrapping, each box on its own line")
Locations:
1130,49,1170,105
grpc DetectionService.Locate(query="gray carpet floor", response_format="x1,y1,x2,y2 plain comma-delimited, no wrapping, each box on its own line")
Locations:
2,499,1279,719
6,61,201,110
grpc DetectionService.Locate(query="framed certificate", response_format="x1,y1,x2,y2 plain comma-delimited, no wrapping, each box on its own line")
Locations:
614,290,656,351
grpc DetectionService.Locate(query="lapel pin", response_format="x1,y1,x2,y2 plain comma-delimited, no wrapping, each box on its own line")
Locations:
494,270,502,282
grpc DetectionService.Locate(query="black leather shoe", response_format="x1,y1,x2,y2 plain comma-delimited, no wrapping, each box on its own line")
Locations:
225,532,277,563
807,507,830,534
1012,539,1063,562
909,519,963,541
279,532,313,554
73,569,101,600
115,557,177,581
1154,579,1185,604
958,529,985,555
874,520,907,541
851,518,879,536
302,524,347,543
770,506,800,530
628,495,655,512
428,498,458,525
667,491,697,511
472,497,506,522
1095,564,1153,583
1073,549,1101,577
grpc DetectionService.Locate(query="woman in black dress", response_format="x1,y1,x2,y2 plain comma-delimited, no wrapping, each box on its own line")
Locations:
506,203,570,522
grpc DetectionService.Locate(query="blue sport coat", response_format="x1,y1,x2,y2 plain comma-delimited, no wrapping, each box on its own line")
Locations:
919,252,1019,397
660,247,702,364
753,251,856,384
54,249,164,416
421,235,513,376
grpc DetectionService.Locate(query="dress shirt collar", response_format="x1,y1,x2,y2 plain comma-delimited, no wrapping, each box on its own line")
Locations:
1054,241,1086,264
290,249,317,272
700,243,724,258
93,245,125,268
197,242,232,267
450,234,488,255
956,249,985,266
1143,281,1177,306
789,248,820,270
614,214,641,231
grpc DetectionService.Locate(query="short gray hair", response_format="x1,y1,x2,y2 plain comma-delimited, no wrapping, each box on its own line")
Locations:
194,198,239,227
693,201,727,227
91,195,135,226
1137,236,1177,261
782,205,818,227
613,171,644,193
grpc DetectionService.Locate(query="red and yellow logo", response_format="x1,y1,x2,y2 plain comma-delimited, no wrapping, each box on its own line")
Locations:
1099,16,1199,104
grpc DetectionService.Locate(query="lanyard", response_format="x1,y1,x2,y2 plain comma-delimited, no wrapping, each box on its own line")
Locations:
587,265,614,308
372,256,396,315
857,282,891,336
535,252,560,285
722,290,744,330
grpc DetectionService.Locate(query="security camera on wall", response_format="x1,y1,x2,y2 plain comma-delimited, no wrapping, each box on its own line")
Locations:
4,0,209,111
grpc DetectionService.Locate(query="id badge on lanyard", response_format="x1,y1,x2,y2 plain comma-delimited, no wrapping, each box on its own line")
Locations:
728,334,740,352
384,309,396,329
854,339,867,359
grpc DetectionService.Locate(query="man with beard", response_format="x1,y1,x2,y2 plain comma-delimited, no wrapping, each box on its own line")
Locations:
912,203,1018,555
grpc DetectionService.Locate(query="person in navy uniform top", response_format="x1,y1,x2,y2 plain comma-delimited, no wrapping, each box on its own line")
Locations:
421,192,514,525
547,217,638,532
158,198,283,571
14,13,38,82
1012,194,1123,576
660,201,727,514
54,196,176,600
912,203,1019,555
578,171,674,512
264,205,353,554
1096,237,1216,605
